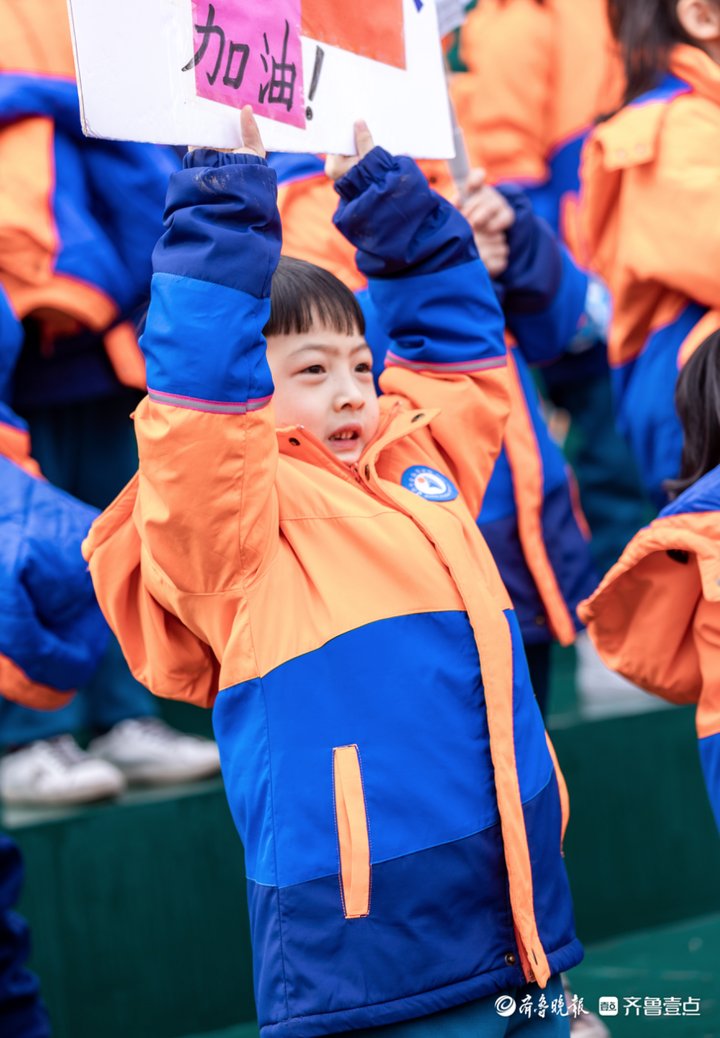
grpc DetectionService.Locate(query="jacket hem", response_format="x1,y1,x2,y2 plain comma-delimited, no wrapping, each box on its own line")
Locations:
259,937,583,1037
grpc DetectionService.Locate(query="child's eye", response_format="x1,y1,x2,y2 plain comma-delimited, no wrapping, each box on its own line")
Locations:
355,362,372,374
301,364,325,375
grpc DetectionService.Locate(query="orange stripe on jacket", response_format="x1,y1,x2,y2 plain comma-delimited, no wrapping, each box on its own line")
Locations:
0,654,73,711
503,348,577,646
0,423,40,476
333,745,371,919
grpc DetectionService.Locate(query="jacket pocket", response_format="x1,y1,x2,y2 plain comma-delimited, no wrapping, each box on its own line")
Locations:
333,744,371,919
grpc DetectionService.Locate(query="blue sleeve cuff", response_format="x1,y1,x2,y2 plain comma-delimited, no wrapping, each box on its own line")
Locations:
333,149,477,278
159,152,279,296
496,186,562,314
141,151,279,405
506,249,588,365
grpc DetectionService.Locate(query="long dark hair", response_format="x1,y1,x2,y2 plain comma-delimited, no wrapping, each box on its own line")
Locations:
608,0,705,103
665,330,720,499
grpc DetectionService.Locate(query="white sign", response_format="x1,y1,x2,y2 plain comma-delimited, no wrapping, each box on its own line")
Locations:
66,0,454,158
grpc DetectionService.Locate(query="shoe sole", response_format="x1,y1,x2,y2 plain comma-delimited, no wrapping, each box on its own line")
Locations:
1,784,125,807
118,762,221,787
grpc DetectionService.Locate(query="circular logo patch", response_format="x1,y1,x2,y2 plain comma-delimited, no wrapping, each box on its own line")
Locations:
401,465,458,502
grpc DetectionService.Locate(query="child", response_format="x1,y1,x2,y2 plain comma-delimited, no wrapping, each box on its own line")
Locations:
84,110,580,1036
452,0,622,245
579,330,720,832
0,286,110,1035
452,0,651,583
579,0,720,507
269,151,598,714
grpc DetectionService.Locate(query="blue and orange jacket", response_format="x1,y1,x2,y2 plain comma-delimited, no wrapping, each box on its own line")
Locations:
270,153,596,647
83,149,581,1036
0,0,179,400
451,0,623,250
579,464,720,833
579,45,720,506
0,286,108,710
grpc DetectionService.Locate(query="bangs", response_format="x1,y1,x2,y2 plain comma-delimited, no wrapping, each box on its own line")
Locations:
264,256,365,338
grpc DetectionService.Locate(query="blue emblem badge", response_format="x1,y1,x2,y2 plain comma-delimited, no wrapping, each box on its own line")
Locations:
401,466,458,502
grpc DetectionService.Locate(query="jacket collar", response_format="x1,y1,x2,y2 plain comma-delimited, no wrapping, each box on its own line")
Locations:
276,404,438,476
669,43,720,106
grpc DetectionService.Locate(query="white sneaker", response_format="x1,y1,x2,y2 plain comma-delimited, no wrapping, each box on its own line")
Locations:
0,735,126,806
88,717,221,786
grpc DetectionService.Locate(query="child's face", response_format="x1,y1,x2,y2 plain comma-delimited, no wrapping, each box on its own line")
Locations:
266,324,380,465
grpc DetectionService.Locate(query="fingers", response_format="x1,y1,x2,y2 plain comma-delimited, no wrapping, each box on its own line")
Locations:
465,168,486,193
475,232,510,278
462,184,514,235
325,153,356,182
187,105,266,156
354,119,375,158
325,119,375,181
238,105,266,157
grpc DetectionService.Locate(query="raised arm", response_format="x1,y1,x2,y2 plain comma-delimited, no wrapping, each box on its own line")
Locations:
133,113,282,598
331,145,509,514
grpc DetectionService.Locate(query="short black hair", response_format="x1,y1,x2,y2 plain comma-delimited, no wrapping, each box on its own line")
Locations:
665,330,720,499
264,256,365,338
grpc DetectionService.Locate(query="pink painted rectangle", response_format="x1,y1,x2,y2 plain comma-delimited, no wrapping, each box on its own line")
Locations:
184,0,306,129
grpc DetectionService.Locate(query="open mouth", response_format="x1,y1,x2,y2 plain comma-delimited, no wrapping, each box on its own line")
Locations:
329,426,362,448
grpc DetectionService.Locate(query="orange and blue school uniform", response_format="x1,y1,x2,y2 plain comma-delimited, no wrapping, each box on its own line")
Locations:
0,0,179,400
0,0,179,749
579,464,720,832
0,285,105,1038
451,0,622,248
84,148,582,1036
0,284,109,712
450,0,651,571
270,152,596,664
579,44,720,507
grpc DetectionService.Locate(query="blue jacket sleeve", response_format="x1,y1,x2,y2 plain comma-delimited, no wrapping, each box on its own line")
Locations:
333,148,509,517
0,287,23,405
142,150,279,408
0,457,109,691
132,150,283,598
333,148,506,375
496,186,588,365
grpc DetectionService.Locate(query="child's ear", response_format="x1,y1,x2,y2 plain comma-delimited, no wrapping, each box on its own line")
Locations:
676,0,720,44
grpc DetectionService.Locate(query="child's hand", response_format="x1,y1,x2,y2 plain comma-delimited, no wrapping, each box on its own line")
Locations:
188,106,266,157
460,171,515,278
461,172,515,236
325,120,375,182
474,232,510,278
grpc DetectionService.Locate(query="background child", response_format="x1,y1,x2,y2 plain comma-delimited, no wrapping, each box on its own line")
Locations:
85,109,580,1037
579,0,720,507
0,0,221,802
579,330,720,832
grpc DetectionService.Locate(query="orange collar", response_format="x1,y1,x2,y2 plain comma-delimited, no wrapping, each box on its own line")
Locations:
669,43,720,105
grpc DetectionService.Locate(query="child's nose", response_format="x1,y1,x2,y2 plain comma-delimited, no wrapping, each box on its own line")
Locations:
335,389,365,410
335,378,365,410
